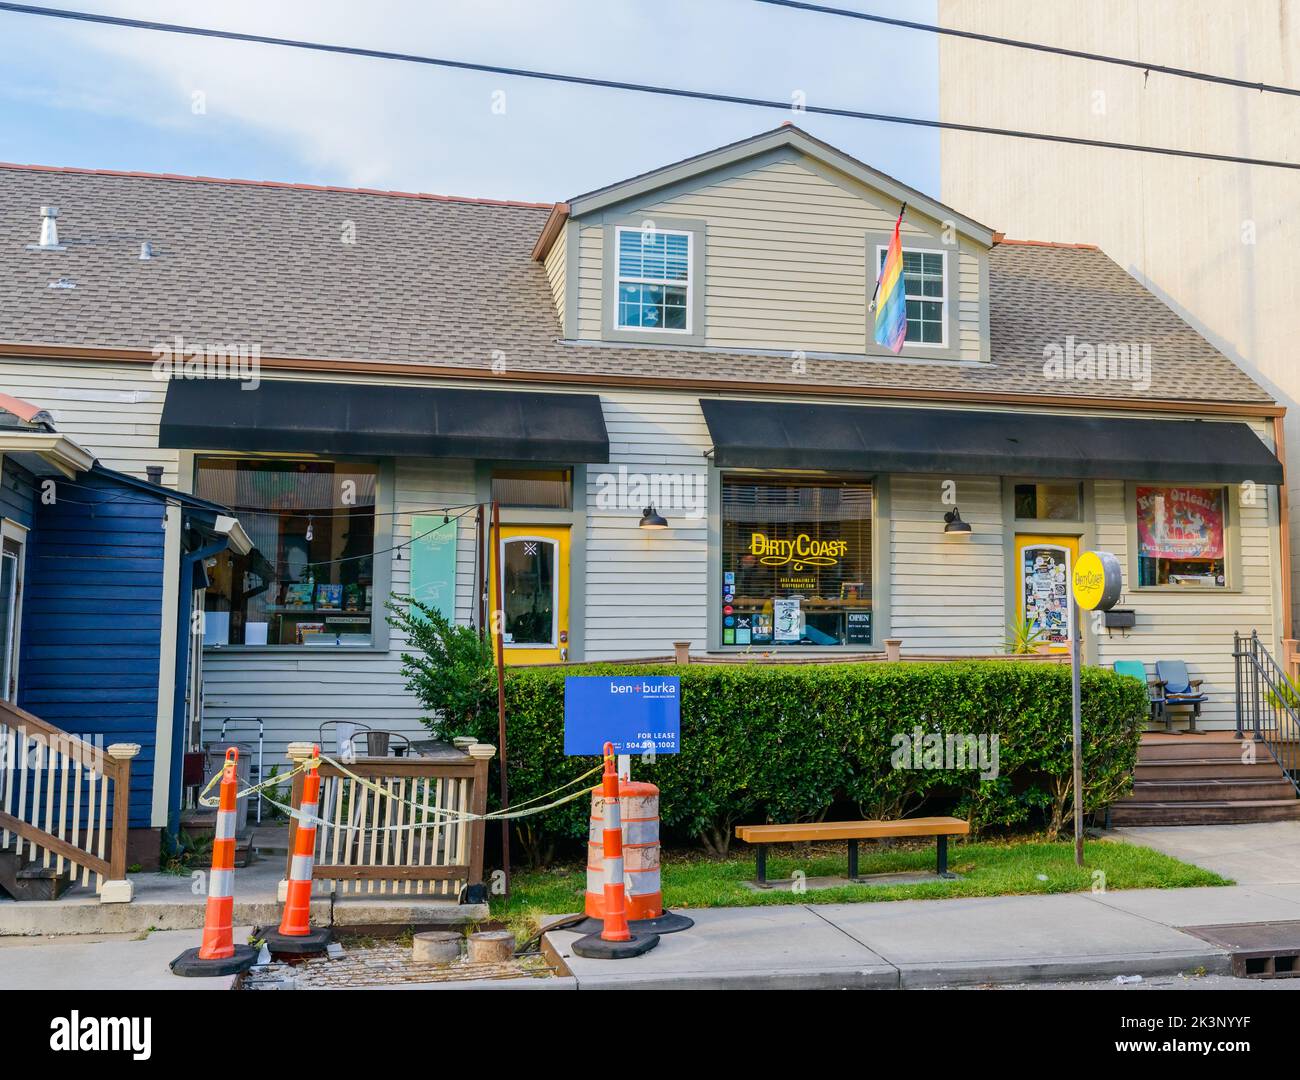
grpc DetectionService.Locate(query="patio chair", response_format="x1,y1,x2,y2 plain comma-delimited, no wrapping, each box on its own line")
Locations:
1113,660,1166,728
1155,660,1208,733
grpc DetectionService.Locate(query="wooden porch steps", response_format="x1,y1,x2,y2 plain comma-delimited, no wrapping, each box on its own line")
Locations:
0,839,72,902
1110,732,1300,826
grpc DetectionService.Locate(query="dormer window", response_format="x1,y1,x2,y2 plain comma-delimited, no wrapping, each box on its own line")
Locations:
615,227,691,332
876,246,948,347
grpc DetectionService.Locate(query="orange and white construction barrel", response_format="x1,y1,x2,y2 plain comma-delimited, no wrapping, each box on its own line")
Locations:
171,747,259,977
259,743,332,956
572,743,660,959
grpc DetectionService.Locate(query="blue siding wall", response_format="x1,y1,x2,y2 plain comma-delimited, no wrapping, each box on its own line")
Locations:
18,471,166,828
1,456,36,529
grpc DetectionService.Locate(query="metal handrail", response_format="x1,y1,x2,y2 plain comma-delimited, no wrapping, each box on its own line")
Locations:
1234,630,1300,796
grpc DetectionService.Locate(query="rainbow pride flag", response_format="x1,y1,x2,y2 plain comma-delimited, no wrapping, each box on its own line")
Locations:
874,214,908,353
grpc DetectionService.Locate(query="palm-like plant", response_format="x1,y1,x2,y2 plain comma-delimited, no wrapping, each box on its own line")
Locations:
1005,614,1047,654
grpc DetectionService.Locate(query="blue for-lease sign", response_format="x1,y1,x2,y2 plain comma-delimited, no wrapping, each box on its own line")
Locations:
563,675,681,756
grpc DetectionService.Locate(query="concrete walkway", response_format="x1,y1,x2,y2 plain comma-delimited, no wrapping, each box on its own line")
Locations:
0,928,248,990
1112,822,1300,885
545,884,1300,989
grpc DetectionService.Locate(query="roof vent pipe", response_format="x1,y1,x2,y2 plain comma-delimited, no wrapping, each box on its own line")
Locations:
139,241,153,261
145,465,164,485
27,206,65,251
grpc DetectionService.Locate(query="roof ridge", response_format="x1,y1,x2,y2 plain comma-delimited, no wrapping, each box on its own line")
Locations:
995,236,1100,251
0,161,555,210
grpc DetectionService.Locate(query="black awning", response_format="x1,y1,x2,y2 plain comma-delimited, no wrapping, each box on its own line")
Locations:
700,400,1282,485
159,378,609,463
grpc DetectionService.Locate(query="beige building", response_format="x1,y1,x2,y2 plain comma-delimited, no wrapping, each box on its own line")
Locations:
938,0,1300,635
0,122,1286,766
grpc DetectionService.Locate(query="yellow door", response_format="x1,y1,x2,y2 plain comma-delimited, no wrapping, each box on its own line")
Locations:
1014,534,1080,654
490,525,570,665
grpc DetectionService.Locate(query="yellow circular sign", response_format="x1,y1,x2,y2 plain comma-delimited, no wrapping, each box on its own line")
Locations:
1072,550,1123,611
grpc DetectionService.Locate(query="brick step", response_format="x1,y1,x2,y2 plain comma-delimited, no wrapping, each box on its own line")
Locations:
1137,741,1273,763
1127,777,1298,802
1110,799,1300,826
1134,760,1284,780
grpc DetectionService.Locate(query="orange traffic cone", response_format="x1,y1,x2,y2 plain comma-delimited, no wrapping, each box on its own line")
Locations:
172,748,258,976
259,744,331,956
572,743,659,959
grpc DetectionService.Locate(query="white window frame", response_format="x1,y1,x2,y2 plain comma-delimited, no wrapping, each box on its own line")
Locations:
874,244,949,349
0,519,27,702
613,226,694,335
498,534,559,649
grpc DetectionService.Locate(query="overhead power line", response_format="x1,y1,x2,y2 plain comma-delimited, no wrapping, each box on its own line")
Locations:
2,2,1298,170
753,0,1300,98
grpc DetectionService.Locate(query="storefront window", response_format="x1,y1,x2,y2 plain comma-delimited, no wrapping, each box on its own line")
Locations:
720,477,872,647
195,457,378,646
1014,482,1083,521
1135,485,1227,587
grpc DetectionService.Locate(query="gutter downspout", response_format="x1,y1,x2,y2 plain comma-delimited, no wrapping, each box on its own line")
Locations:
166,534,229,841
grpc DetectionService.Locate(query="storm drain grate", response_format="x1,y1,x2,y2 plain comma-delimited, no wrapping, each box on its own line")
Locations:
1184,920,1300,979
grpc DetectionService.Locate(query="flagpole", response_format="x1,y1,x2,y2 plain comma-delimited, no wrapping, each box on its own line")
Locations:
869,202,907,312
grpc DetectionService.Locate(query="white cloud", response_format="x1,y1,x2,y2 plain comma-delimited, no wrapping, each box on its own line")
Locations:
0,0,940,199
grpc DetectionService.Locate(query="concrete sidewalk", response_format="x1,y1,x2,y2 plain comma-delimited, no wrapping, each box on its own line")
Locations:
545,884,1300,989
0,928,250,990
1112,822,1300,885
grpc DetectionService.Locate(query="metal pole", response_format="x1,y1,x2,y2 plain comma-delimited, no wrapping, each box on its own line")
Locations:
1071,597,1084,867
491,499,510,895
1233,630,1244,738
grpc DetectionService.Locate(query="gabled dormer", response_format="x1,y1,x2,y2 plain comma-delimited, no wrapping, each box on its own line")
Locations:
533,125,997,363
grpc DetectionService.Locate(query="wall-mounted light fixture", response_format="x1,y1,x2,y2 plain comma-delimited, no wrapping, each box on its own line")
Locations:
943,507,972,540
639,506,668,530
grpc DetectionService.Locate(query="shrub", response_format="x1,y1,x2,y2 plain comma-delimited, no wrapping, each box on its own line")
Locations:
462,661,1146,863
387,595,496,738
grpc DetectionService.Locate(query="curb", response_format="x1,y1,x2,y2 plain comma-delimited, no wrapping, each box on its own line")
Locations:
0,899,488,938
896,949,1232,989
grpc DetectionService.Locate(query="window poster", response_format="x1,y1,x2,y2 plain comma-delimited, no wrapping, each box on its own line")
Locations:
773,597,803,643
846,610,872,645
734,614,752,645
1136,487,1225,560
1021,544,1072,647
410,514,458,622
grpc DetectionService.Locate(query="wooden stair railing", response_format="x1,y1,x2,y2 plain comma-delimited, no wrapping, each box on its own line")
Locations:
0,698,138,903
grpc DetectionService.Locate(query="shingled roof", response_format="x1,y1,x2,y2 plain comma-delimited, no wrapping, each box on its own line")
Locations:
0,161,1274,406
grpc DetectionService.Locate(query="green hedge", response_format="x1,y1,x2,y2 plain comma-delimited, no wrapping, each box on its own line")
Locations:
459,662,1147,862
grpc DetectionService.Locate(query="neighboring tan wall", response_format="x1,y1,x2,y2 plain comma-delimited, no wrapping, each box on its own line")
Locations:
937,0,1300,632
574,155,985,359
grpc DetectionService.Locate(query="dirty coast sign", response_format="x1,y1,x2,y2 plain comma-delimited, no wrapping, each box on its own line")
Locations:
749,532,847,568
564,676,681,756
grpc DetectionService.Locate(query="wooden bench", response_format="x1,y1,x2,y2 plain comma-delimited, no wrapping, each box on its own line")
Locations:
734,817,970,887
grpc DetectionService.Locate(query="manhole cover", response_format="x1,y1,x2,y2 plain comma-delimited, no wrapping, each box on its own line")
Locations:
1184,920,1300,979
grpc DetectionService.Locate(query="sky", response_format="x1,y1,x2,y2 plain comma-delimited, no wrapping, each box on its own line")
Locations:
0,0,940,202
